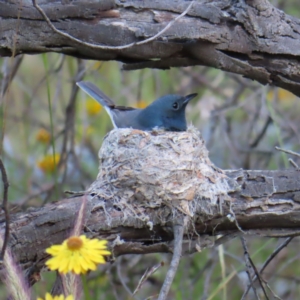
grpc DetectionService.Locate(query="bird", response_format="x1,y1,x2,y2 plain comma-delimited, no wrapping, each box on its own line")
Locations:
76,81,197,131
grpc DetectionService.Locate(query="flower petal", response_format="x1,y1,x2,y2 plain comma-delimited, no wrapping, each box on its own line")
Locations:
45,236,110,274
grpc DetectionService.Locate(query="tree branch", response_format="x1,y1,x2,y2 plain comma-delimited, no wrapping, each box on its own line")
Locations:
1,0,300,96
0,168,299,275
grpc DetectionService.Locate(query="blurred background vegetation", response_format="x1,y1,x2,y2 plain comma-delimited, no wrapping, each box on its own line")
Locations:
1,0,300,299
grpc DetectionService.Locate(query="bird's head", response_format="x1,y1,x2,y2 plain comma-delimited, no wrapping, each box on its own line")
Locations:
146,93,197,131
154,93,197,114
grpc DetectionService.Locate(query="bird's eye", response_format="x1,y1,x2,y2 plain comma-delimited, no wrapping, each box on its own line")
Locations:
172,102,179,110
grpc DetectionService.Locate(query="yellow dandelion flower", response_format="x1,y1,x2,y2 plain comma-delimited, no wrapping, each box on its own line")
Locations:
85,97,102,116
36,128,51,144
37,154,60,173
37,293,74,300
45,235,111,275
136,100,148,109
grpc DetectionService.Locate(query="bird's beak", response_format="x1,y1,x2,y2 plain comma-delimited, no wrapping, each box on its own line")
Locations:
183,93,198,104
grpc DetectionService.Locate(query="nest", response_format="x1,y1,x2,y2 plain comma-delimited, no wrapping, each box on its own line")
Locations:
88,126,231,220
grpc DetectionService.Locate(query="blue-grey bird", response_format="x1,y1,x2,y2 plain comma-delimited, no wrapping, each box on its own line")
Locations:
77,81,197,131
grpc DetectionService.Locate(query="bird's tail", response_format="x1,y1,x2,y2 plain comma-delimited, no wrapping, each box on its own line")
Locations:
76,81,116,108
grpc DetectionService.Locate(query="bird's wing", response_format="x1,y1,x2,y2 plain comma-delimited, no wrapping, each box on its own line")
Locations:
114,105,136,111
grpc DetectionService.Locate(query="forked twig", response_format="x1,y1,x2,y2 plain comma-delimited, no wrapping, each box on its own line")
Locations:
241,237,293,299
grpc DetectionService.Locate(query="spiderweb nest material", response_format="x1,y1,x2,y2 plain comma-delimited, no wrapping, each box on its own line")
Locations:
88,126,231,219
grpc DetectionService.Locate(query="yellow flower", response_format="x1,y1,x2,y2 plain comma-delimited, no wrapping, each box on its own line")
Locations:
37,293,73,300
136,100,148,109
91,61,103,70
45,235,111,274
37,154,60,173
36,128,51,144
267,88,296,102
85,97,102,116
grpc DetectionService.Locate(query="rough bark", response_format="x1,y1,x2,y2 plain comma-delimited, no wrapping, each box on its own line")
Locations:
1,0,300,96
2,169,300,274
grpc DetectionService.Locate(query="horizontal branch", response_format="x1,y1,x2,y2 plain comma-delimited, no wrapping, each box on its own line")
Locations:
1,168,300,276
1,0,300,96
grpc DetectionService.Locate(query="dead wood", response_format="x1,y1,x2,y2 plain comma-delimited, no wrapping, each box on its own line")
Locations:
1,0,300,96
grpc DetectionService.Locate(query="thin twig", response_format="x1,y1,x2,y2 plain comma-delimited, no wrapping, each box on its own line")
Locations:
247,256,269,300
72,194,88,237
240,237,260,300
0,158,10,260
116,257,137,299
0,56,24,97
265,283,283,300
229,202,245,234
32,0,195,50
288,158,299,170
275,146,300,158
200,249,217,300
42,59,85,204
59,59,85,187
133,262,164,295
157,223,184,300
242,236,296,299
108,266,122,300
260,237,293,275
249,116,272,148
240,235,276,300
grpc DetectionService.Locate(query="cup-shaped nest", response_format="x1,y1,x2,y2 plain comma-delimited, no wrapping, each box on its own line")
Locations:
89,126,230,217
